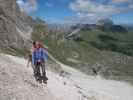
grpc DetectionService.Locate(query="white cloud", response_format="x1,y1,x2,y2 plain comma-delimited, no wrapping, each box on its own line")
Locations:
17,0,37,13
112,0,129,4
70,0,116,14
68,0,133,24
129,4,133,8
45,2,53,7
112,0,132,4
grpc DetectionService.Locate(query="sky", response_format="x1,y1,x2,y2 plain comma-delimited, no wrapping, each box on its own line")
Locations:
17,0,133,24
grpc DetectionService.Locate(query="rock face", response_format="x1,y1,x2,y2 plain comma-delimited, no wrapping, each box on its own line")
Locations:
0,0,33,49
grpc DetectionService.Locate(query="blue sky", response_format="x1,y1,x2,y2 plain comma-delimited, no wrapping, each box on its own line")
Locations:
17,0,133,24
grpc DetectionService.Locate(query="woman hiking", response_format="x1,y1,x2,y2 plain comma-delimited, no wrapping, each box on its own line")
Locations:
32,42,48,84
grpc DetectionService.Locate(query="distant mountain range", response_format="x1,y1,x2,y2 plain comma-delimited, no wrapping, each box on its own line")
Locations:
32,19,133,84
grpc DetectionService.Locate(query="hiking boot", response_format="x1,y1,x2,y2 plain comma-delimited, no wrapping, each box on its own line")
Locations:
45,77,48,81
38,80,42,84
43,80,47,84
43,77,48,84
43,76,48,81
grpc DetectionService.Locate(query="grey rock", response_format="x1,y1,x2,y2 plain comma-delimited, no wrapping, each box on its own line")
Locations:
0,0,33,49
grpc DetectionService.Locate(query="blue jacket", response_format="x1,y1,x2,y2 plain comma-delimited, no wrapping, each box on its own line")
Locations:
32,48,47,65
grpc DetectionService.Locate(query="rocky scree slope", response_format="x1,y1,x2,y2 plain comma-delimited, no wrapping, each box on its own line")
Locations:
0,0,33,49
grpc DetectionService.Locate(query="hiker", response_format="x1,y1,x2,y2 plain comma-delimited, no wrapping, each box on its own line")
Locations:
32,42,48,84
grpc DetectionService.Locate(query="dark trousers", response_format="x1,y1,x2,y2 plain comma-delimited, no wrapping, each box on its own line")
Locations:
34,63,47,81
